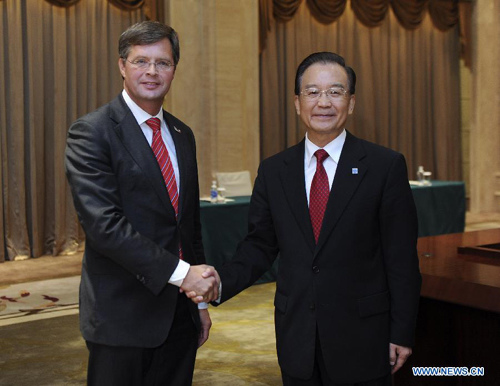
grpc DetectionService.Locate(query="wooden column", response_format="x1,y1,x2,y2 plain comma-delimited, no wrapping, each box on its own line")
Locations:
163,0,260,195
469,0,500,213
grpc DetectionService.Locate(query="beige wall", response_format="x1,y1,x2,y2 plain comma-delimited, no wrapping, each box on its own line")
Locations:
469,0,500,213
163,0,260,195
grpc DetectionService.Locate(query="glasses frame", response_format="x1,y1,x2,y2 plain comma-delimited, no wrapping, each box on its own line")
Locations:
300,87,349,101
124,58,176,72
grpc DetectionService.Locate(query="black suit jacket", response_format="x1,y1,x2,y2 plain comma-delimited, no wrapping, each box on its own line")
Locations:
218,131,421,383
65,94,205,348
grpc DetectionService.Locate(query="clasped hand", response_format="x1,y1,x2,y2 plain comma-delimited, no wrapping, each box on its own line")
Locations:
180,264,220,303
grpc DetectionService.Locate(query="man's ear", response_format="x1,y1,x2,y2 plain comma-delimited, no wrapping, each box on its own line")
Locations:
118,58,126,79
348,95,355,115
294,95,301,115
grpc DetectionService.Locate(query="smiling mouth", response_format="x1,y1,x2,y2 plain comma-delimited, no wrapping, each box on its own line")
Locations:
314,114,335,118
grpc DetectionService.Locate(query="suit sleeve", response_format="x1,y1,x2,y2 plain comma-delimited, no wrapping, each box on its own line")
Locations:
217,162,280,303
379,153,422,347
65,119,179,296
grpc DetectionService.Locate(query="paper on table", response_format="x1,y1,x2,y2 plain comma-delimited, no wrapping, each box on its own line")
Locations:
200,196,235,202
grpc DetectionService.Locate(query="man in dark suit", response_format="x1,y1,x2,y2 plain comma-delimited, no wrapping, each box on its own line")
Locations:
65,21,219,385
195,52,421,385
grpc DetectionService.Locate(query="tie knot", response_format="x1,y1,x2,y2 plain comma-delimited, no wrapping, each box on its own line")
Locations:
146,117,161,133
315,149,329,164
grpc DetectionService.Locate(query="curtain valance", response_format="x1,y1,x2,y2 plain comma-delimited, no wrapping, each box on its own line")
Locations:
44,0,145,10
260,0,469,64
42,0,163,22
270,0,458,29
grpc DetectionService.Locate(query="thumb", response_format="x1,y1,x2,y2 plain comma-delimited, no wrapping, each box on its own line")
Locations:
389,344,397,366
202,269,214,278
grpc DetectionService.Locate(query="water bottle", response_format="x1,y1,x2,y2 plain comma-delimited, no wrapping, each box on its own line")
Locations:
210,180,218,203
417,166,425,184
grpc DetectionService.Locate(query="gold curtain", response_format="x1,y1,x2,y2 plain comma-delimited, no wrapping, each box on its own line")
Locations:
0,0,144,262
350,0,388,27
260,0,462,183
108,0,145,10
43,0,165,21
264,0,471,66
45,0,144,9
306,0,346,25
45,0,81,7
266,0,462,36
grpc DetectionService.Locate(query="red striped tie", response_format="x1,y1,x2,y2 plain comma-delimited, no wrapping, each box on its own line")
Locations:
309,149,330,243
146,117,182,258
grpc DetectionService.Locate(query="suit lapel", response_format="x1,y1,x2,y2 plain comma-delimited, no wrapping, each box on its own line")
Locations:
280,140,316,254
109,95,176,217
163,112,188,221
315,132,367,254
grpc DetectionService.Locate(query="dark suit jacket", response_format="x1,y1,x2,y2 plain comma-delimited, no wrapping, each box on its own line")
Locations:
218,131,421,383
65,94,205,348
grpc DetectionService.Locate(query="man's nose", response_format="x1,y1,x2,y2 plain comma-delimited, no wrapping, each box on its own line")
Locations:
146,62,159,74
317,92,332,106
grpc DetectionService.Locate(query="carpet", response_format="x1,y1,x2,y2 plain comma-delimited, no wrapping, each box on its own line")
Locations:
0,276,80,327
0,280,282,385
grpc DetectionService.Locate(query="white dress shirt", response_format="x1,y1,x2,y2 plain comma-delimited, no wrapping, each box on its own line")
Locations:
304,129,346,205
122,90,207,309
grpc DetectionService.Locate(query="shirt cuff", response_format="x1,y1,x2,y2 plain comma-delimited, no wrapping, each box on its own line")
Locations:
215,281,222,303
168,259,190,287
197,302,209,310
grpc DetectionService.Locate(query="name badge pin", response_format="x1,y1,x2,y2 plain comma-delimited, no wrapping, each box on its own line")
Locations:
174,126,181,133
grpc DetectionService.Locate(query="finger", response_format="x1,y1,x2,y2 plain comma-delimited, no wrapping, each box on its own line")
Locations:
198,329,209,347
392,358,404,374
391,350,410,374
189,295,204,304
184,291,197,298
389,344,397,367
202,268,215,278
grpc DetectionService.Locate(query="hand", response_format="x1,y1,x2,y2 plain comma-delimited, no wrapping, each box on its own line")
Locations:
180,265,220,303
389,343,412,374
198,308,212,347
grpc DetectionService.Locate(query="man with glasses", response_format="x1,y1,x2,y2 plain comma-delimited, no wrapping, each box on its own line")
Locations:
196,52,421,385
65,21,219,385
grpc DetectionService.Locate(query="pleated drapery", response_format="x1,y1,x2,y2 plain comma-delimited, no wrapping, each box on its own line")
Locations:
0,0,144,261
270,0,458,29
260,1,468,56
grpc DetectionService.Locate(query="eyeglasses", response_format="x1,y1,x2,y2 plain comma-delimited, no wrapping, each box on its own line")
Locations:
124,58,175,72
300,87,348,100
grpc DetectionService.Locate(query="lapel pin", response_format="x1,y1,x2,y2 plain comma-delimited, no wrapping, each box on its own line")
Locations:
352,168,358,175
174,126,181,133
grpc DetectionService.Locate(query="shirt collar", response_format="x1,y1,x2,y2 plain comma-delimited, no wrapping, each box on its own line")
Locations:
122,89,163,126
305,129,346,167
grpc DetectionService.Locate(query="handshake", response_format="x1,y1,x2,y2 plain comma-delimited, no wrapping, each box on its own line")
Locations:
180,264,220,303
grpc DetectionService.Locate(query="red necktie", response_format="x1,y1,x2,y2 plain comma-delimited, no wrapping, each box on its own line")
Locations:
309,149,330,243
146,117,182,258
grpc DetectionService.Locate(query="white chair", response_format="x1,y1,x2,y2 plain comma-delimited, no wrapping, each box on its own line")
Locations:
216,171,253,197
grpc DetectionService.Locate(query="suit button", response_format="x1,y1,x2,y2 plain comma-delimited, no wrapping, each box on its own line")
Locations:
312,266,320,274
309,303,315,310
136,274,146,284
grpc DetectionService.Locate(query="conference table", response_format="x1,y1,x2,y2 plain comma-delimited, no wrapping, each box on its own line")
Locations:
393,228,500,385
200,180,466,283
